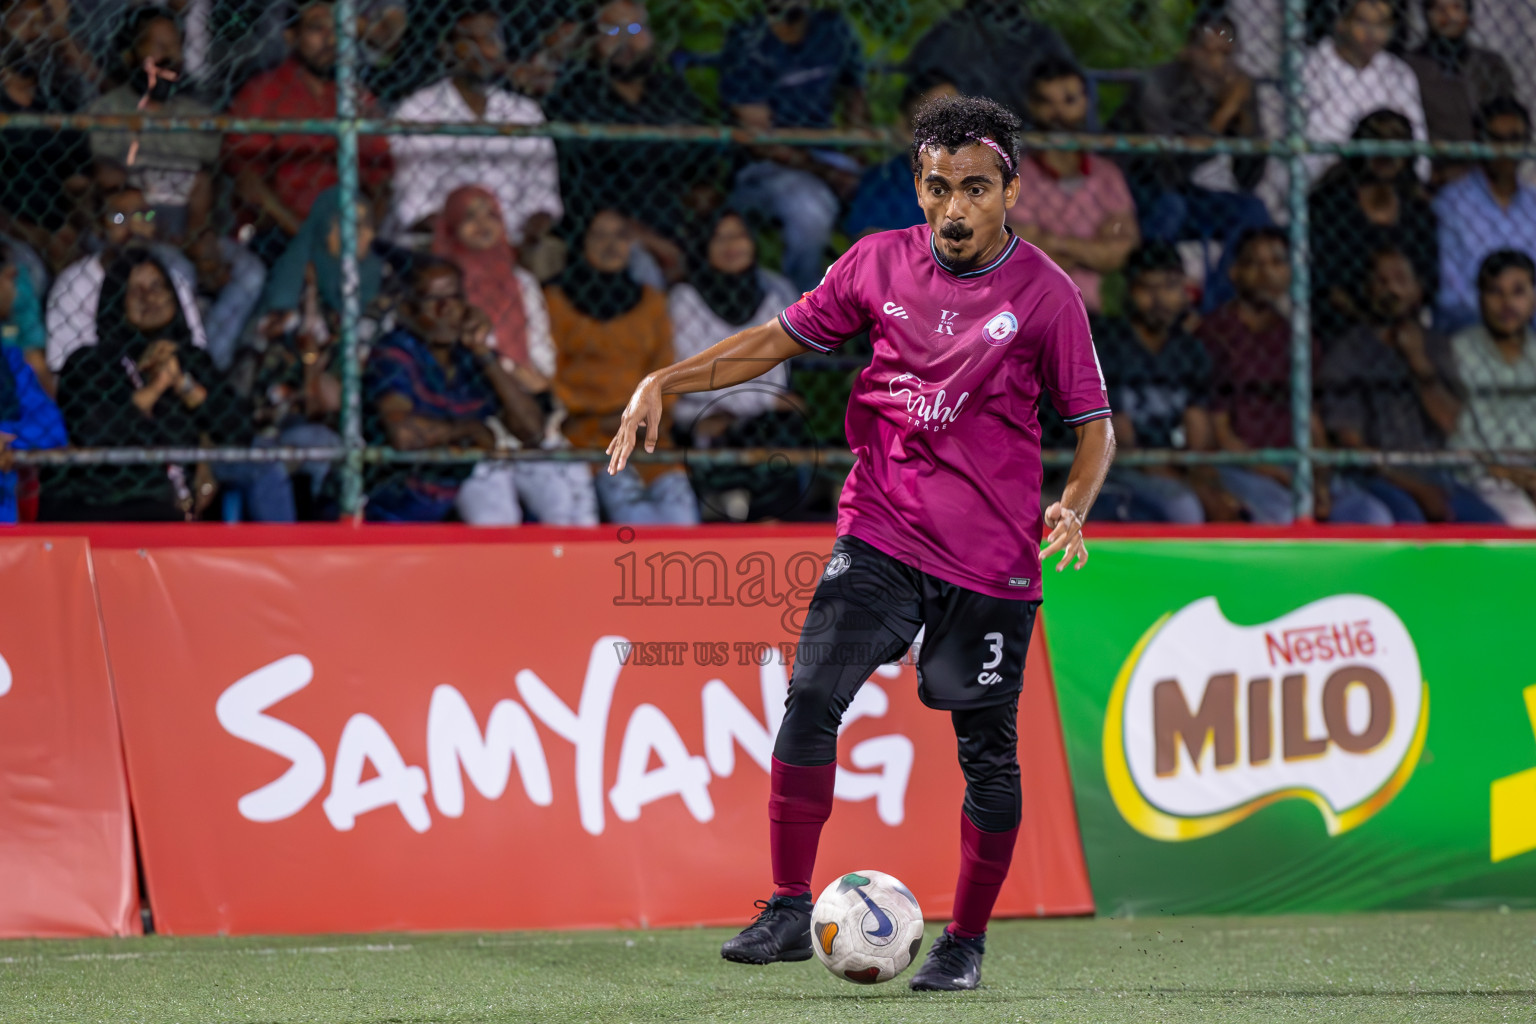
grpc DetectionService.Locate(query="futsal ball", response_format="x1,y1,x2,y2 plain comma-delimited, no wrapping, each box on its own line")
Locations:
810,870,925,984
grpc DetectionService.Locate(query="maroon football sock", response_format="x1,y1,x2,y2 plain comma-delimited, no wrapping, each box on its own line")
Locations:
768,756,836,898
947,812,1020,938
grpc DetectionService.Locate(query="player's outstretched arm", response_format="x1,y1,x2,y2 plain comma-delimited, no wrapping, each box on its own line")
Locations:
605,317,805,474
1041,418,1116,572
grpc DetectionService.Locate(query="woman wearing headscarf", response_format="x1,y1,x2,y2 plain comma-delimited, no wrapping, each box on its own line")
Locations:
666,210,806,521
669,210,797,443
427,184,597,526
546,209,698,525
42,249,292,521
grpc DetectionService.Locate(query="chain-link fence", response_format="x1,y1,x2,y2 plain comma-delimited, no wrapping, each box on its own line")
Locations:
3,0,1535,526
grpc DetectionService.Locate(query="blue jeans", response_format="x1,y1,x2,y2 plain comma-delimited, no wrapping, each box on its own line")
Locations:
1137,186,1272,313
594,467,700,525
1096,470,1205,523
213,459,295,522
1358,472,1505,524
1219,468,1398,525
1217,466,1294,524
730,161,840,294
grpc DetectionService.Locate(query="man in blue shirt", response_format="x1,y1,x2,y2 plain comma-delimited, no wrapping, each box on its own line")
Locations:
843,73,956,238
720,1,867,292
1433,96,1536,332
364,259,544,521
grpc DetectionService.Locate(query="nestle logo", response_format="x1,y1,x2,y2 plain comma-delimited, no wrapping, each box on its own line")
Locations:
1264,620,1377,667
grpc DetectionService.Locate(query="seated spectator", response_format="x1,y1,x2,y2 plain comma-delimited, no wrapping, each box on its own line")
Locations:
1198,227,1304,523
46,186,207,373
258,187,384,346
901,0,1075,120
186,228,266,372
86,6,218,243
223,1,393,266
546,210,698,525
389,4,562,263
430,185,556,399
1008,58,1138,316
363,259,550,524
1405,0,1516,182
0,297,65,523
429,185,598,525
669,210,801,521
1301,0,1428,185
1110,10,1271,312
719,0,867,293
0,0,98,113
1198,227,1393,525
1309,109,1439,344
843,73,956,239
1319,247,1501,523
669,210,796,443
42,249,290,522
1432,98,1536,333
1448,249,1536,524
0,1,92,271
544,1,711,286
1093,243,1235,524
249,188,384,512
0,245,48,392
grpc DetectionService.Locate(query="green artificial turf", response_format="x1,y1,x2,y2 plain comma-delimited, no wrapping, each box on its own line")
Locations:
3,910,1534,1023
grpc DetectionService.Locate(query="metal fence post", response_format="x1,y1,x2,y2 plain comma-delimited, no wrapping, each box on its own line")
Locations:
1283,0,1315,520
334,0,364,517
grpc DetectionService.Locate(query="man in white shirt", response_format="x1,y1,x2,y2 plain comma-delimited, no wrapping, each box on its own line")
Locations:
1301,0,1429,184
389,5,562,248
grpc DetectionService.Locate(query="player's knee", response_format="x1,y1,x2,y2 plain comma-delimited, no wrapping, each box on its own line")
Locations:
773,683,846,766
960,767,1022,833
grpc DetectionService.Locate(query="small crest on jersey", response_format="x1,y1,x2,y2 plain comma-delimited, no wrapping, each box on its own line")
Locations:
1009,577,1032,587
824,553,853,579
984,311,1019,346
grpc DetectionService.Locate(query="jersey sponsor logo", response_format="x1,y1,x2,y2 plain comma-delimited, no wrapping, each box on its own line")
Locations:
934,309,960,335
1104,594,1427,842
1008,577,1032,587
983,311,1019,346
888,373,969,431
823,552,853,579
881,301,910,320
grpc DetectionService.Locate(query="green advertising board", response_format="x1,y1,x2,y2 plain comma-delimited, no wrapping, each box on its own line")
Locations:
1044,540,1536,916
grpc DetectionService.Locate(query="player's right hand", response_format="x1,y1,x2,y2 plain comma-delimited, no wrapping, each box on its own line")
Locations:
606,374,664,475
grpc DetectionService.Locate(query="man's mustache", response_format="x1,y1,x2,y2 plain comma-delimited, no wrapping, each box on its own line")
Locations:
939,221,973,241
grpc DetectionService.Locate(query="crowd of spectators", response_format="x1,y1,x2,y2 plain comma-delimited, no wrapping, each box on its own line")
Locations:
0,0,1534,527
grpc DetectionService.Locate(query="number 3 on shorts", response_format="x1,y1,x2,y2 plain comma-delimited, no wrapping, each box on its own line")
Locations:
977,631,1004,685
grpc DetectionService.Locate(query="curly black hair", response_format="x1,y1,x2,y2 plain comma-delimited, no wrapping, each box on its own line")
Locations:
908,94,1023,182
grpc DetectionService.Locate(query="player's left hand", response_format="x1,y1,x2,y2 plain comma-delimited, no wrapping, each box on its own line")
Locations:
1041,502,1088,571
606,373,664,475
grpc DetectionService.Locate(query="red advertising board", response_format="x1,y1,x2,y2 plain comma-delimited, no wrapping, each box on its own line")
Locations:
90,532,1091,934
0,537,138,937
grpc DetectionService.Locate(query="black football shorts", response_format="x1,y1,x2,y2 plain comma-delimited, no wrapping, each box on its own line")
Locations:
797,534,1039,712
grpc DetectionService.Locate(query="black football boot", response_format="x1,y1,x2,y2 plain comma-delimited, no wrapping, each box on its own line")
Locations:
719,893,814,964
908,929,985,990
